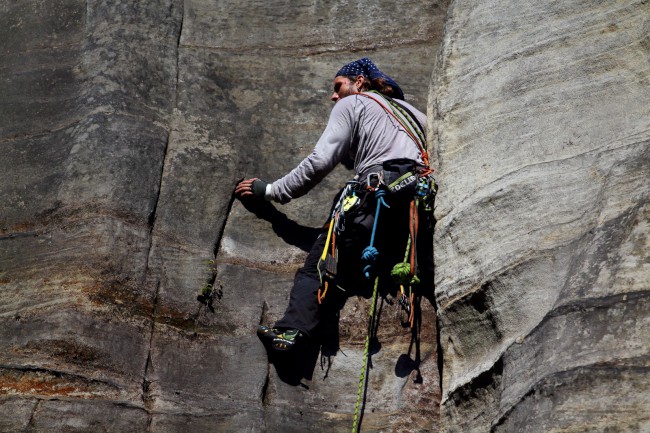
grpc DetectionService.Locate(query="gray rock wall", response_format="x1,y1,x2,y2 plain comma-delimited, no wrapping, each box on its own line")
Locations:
3,0,648,432
431,1,650,431
1,1,447,432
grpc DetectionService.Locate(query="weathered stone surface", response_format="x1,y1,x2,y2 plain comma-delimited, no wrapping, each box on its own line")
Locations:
0,398,35,432
29,399,149,433
182,0,444,55
432,0,650,431
0,0,86,139
10,0,646,431
1,0,446,431
1,0,182,429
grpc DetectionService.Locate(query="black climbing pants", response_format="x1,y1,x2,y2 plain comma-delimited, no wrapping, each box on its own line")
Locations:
274,184,434,338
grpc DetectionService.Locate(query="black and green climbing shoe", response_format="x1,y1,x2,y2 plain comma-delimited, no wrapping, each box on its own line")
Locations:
272,329,302,351
257,325,280,345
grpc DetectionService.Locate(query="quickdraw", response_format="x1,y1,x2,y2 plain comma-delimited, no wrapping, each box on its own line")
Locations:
317,181,364,304
390,200,421,328
317,215,337,304
360,187,390,279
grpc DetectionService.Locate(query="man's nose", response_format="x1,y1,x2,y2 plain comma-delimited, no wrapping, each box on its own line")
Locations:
331,92,339,102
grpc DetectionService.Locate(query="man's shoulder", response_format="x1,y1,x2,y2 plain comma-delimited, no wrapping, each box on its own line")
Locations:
360,92,424,112
330,94,366,116
392,98,425,116
334,93,425,120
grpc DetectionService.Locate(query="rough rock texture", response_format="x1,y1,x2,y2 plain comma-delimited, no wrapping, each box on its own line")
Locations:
0,1,446,432
431,1,650,431
3,0,649,432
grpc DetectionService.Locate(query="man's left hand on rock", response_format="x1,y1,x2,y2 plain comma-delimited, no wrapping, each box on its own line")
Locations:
235,178,268,200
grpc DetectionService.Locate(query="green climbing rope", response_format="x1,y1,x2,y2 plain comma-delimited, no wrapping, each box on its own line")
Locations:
351,275,380,433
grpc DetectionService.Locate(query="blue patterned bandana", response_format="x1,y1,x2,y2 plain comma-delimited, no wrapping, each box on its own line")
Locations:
335,57,404,100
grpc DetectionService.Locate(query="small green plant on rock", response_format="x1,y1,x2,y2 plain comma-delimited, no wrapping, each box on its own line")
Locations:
196,259,223,313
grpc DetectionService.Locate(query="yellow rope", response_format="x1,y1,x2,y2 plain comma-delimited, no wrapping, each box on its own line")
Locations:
318,217,336,304
351,276,379,433
321,219,335,261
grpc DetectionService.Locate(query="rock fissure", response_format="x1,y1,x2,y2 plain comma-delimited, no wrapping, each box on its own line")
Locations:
218,256,302,274
549,289,650,318
0,232,42,241
212,193,237,260
27,398,40,430
176,37,437,56
0,364,119,388
441,288,650,406
141,280,161,428
491,362,650,432
139,5,185,428
0,107,113,145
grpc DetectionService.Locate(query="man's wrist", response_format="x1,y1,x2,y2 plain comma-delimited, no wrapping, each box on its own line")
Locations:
264,183,273,201
251,179,269,200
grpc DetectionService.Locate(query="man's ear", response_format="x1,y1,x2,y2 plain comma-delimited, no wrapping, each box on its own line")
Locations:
355,75,366,91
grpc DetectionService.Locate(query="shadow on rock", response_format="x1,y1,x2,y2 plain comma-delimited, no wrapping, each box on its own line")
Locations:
258,313,342,387
266,341,321,387
395,353,418,378
241,199,321,253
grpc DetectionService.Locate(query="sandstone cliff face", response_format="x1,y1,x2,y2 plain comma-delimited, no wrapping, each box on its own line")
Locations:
431,1,650,431
1,1,446,432
2,0,649,432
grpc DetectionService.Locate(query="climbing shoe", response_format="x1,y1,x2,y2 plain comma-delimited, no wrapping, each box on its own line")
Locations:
272,328,303,351
257,325,280,345
257,325,303,351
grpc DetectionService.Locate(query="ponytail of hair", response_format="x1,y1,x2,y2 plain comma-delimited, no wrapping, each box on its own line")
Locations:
370,77,396,98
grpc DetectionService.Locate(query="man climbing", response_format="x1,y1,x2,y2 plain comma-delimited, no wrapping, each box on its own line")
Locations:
235,57,435,352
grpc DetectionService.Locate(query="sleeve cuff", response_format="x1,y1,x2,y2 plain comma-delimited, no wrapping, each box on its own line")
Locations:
265,183,273,201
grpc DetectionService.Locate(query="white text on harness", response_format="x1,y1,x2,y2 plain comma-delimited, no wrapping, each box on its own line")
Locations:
390,174,417,192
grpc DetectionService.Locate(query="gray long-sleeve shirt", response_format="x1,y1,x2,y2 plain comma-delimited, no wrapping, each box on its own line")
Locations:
269,92,426,204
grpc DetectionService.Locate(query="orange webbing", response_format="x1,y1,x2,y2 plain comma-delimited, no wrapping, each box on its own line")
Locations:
318,281,328,305
408,199,418,279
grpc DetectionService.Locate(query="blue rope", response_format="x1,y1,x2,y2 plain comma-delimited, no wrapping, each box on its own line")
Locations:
361,188,390,279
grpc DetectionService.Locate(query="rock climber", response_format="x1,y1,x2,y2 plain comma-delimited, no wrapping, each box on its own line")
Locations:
235,57,435,352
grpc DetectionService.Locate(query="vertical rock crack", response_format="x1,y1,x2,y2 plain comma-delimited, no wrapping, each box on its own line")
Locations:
141,2,185,430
